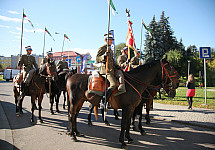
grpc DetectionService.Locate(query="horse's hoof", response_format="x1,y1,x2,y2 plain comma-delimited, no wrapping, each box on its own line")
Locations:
40,120,43,123
121,144,127,149
128,139,134,144
76,133,84,137
141,131,147,136
56,110,60,113
88,122,93,126
115,116,119,120
72,138,79,142
63,106,66,109
50,111,54,115
105,121,110,126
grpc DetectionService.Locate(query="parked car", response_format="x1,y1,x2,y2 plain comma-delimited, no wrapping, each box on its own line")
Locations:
3,69,20,81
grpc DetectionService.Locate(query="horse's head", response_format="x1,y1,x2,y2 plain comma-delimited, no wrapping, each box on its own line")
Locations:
160,57,180,93
39,59,57,79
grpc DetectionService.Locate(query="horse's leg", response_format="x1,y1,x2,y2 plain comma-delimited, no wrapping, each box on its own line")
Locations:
68,103,78,141
55,92,60,113
30,96,36,123
101,107,110,126
137,102,145,135
124,107,134,144
88,103,94,126
63,91,66,109
14,87,19,113
38,95,44,123
50,94,54,115
131,108,137,131
114,109,120,120
145,98,153,124
18,96,24,115
74,101,84,137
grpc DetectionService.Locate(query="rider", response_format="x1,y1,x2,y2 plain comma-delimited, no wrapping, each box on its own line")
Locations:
96,33,126,108
117,46,130,70
130,49,141,69
41,51,55,66
18,46,38,98
56,55,69,73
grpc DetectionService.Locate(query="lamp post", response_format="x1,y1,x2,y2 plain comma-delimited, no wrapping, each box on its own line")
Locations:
188,60,191,78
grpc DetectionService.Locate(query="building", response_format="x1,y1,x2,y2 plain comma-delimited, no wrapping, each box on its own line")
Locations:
0,56,12,69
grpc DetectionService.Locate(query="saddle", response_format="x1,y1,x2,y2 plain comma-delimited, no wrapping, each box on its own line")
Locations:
88,71,119,96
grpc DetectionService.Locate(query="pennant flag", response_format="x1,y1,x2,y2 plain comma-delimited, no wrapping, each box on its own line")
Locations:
27,19,35,33
45,27,55,41
23,12,27,18
107,0,118,16
126,20,134,47
81,55,88,73
64,34,71,42
142,18,152,37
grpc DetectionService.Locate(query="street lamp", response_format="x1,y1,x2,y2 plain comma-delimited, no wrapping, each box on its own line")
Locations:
188,60,191,78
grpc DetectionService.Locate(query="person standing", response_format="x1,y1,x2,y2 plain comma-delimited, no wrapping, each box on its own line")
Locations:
56,55,69,73
96,33,126,108
17,46,38,97
186,74,195,109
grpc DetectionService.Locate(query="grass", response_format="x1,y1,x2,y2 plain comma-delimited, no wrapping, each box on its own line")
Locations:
154,87,215,110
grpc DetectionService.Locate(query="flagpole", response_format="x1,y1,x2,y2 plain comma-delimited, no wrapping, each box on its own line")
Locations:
42,26,46,58
61,34,65,57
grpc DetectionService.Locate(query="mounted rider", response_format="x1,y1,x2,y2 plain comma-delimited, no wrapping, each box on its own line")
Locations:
130,49,141,69
96,33,126,108
17,46,38,98
117,46,130,70
56,55,69,73
41,51,55,66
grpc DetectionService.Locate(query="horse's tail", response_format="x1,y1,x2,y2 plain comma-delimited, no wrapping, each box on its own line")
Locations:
94,106,98,120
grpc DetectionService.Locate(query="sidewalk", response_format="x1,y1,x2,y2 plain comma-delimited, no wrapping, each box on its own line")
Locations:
150,103,215,130
0,100,13,150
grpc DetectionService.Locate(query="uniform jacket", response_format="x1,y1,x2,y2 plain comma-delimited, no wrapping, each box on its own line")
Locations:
117,54,128,70
56,60,68,72
96,44,117,74
18,54,38,73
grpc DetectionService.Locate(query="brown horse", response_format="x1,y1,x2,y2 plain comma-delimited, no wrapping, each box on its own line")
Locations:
66,57,179,149
13,60,57,123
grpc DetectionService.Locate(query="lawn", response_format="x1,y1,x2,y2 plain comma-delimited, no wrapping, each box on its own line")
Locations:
0,75,4,81
154,87,215,110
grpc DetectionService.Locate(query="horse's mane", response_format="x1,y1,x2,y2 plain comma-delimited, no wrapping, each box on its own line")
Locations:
126,59,159,74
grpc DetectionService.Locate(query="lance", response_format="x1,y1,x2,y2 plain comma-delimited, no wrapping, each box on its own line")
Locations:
42,26,46,58
139,17,144,65
19,8,25,96
104,0,111,120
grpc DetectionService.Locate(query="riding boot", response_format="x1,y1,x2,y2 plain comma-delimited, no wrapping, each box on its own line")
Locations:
114,76,126,96
100,89,113,109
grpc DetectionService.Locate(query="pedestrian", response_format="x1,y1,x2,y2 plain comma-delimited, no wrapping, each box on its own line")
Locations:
186,74,195,109
96,33,126,108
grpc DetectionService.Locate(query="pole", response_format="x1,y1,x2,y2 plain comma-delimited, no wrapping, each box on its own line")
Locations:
139,18,143,65
104,0,111,120
204,58,207,105
42,26,46,58
61,35,65,57
19,8,25,95
188,60,191,78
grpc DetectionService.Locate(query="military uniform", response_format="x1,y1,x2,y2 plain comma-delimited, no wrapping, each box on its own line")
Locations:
18,54,38,79
96,44,118,91
117,54,128,70
56,60,68,72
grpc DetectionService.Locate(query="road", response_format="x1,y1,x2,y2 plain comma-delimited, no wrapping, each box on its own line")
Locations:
0,81,215,150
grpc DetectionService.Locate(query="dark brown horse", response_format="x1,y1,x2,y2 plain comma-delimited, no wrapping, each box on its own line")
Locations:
13,60,57,123
66,58,179,149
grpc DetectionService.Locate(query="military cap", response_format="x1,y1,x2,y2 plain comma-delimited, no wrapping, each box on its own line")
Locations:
121,46,128,52
25,46,32,51
47,51,53,55
137,50,140,53
62,55,67,58
104,33,114,40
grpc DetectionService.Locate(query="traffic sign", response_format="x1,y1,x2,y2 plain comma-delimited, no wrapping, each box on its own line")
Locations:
200,47,211,59
87,60,95,64
76,56,81,63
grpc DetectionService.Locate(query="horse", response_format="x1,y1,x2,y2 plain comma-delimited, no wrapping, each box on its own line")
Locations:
48,69,76,114
13,60,57,123
66,57,179,149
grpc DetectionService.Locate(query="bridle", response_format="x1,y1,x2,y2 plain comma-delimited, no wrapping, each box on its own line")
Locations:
123,60,178,99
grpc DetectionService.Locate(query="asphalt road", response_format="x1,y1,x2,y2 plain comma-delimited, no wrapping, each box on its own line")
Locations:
0,81,215,150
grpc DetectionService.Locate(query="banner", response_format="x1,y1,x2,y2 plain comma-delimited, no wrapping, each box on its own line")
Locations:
109,30,115,60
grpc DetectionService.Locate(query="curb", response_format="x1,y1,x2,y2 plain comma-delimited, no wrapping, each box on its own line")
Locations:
0,100,13,150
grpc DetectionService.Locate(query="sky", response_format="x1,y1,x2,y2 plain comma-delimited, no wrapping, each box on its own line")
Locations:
0,0,214,60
